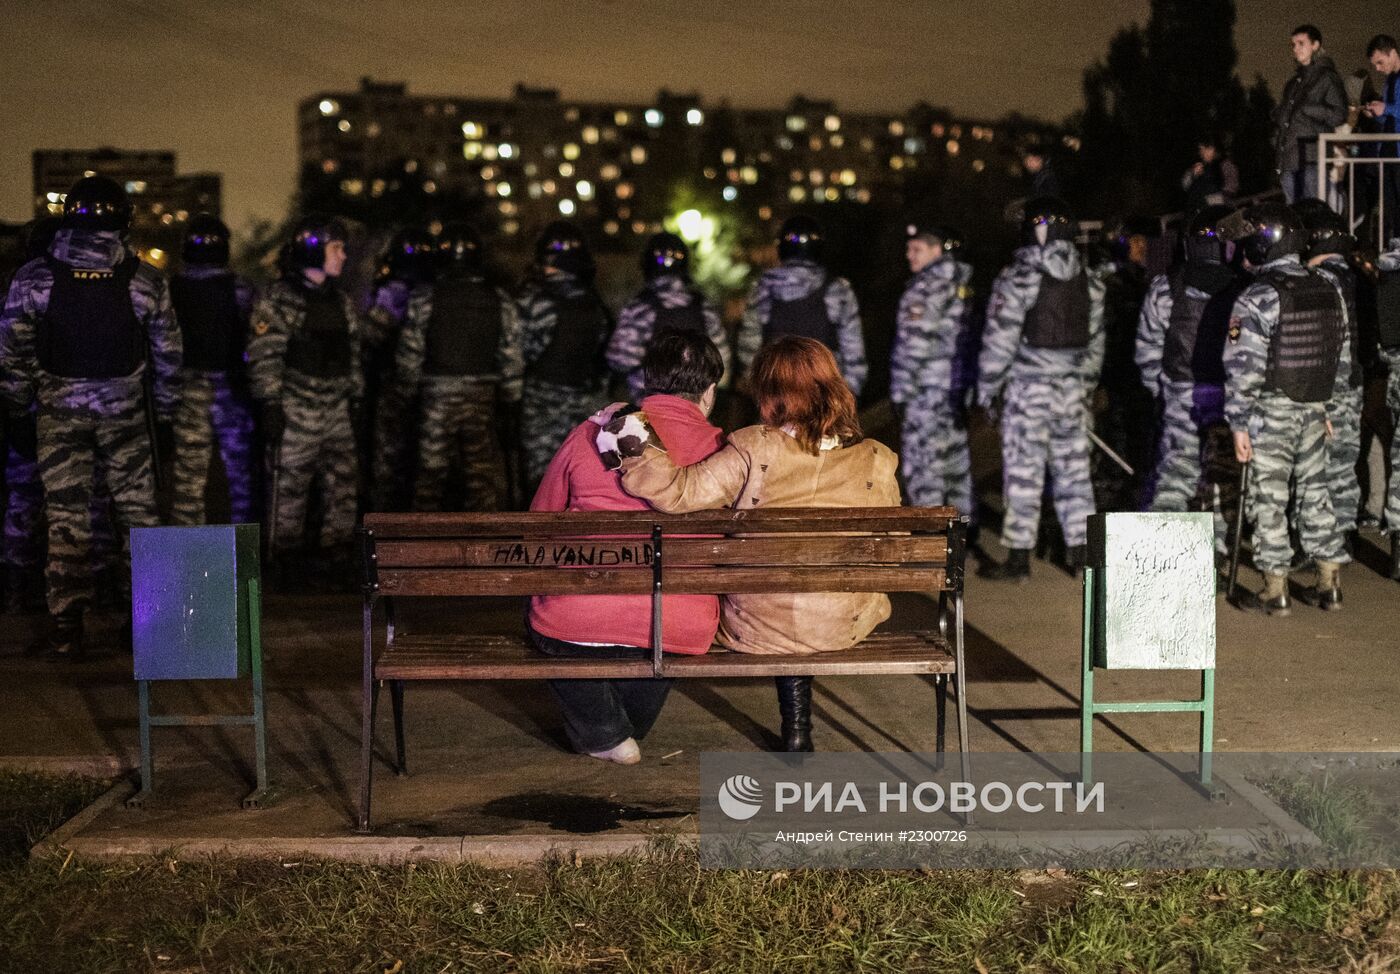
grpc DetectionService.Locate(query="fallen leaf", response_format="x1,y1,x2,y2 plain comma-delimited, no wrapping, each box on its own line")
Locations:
974,957,989,974
384,962,404,974
1178,916,1196,927
1250,906,1265,916
471,902,485,915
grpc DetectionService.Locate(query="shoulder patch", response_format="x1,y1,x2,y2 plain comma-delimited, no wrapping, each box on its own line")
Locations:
956,284,972,300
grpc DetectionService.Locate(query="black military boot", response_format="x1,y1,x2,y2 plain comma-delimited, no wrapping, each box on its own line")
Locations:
1241,572,1291,617
3,568,25,615
978,548,1031,582
774,676,814,753
1390,534,1400,582
46,611,85,660
1064,544,1087,576
1298,560,1343,611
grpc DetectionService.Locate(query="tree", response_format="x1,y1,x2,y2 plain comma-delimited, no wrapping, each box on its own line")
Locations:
1073,0,1276,218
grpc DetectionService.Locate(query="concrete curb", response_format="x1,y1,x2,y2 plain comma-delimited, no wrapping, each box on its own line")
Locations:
1,754,134,777
32,775,137,859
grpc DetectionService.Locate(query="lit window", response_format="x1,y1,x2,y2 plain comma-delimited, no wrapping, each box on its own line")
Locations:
524,162,538,177
423,180,437,194
614,110,631,126
321,157,339,174
559,162,574,178
462,121,484,138
740,165,758,184
618,206,631,218
175,209,189,221
856,189,871,204
786,115,806,132
152,203,165,214
483,144,498,161
888,120,905,136
890,156,905,171
161,213,175,225
319,99,338,115
904,137,923,154
562,143,580,161
824,187,839,202
484,181,497,196
839,169,856,186
726,168,739,183
497,182,513,197
722,186,738,202
404,160,418,173
83,170,96,178
808,169,824,185
604,220,620,235
565,107,580,122
603,126,617,141
824,115,840,132
630,146,647,165
463,142,482,160
499,200,517,215
631,219,647,234
703,167,718,180
481,166,497,180
946,139,960,156
575,180,594,200
972,159,986,172
644,108,663,127
543,144,558,158
721,148,737,165
758,206,773,221
146,248,166,266
424,103,438,116
504,220,520,235
444,103,458,115
776,136,794,151
542,179,557,194
124,180,147,194
558,198,576,216
790,169,803,183
686,108,703,126
830,134,845,148
338,119,352,133
528,182,543,199
615,182,634,199
599,163,620,180
45,191,63,203
582,125,600,144
340,179,364,196
498,143,515,159
808,136,822,151
432,159,447,176
931,123,946,138
950,124,963,138
371,179,386,196
366,122,381,138
788,186,805,202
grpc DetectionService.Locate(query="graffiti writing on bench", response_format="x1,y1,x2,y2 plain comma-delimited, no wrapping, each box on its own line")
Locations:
492,543,655,567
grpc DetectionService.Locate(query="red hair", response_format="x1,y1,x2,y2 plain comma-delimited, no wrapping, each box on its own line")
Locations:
751,336,863,455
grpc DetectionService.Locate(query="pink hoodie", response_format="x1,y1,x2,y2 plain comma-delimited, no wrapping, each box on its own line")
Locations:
527,394,724,654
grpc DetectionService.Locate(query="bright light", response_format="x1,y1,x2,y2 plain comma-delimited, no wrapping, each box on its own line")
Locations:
497,182,512,197
722,186,738,202
630,146,647,164
721,148,737,165
319,99,338,115
498,143,515,159
480,166,497,180
786,115,807,132
839,169,856,186
888,120,905,136
604,220,620,235
741,166,758,184
600,163,621,180
147,248,165,262
337,119,352,133
483,144,498,161
788,186,805,202
644,108,663,127
559,162,575,178
946,139,960,156
558,199,577,216
686,108,703,126
824,114,841,132
125,180,147,194
575,180,594,200
582,126,600,144
45,192,62,203
462,121,483,138
675,208,709,242
614,110,631,126
562,143,580,160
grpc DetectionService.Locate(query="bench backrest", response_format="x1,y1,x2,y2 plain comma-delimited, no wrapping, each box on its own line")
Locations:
361,507,964,598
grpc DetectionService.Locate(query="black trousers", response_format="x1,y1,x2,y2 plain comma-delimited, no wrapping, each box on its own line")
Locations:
528,625,673,753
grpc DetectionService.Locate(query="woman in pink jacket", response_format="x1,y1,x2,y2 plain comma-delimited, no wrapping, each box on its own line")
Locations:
603,336,901,752
528,329,726,764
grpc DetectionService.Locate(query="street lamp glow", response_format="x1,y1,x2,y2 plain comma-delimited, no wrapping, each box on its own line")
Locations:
676,209,704,241
559,198,577,216
686,108,704,126
575,180,594,200
644,108,663,127
722,186,738,202
318,99,338,115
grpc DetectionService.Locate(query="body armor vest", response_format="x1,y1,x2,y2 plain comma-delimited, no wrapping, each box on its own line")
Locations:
1261,270,1346,404
284,285,352,379
37,257,143,379
645,289,706,335
1323,260,1363,388
171,273,244,373
1164,270,1237,385
1374,268,1400,350
424,275,502,377
1022,269,1091,349
526,287,610,389
763,277,839,350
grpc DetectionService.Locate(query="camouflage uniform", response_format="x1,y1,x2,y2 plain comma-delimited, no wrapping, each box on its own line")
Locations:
247,276,362,552
1135,272,1241,539
398,272,523,511
736,259,867,394
890,255,974,515
364,277,416,511
0,229,181,619
978,241,1106,550
518,271,612,487
1223,255,1351,576
1315,254,1364,535
169,265,257,525
606,274,730,402
1377,242,1400,535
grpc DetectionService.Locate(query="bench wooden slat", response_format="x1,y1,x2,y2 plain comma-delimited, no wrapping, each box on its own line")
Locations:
377,565,948,597
364,506,958,539
375,535,949,570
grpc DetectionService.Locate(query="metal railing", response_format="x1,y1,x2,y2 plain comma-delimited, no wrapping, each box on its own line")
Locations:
1316,132,1400,251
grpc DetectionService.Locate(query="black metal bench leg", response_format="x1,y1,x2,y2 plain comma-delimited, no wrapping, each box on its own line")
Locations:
953,593,974,826
391,680,407,776
357,594,378,834
934,674,948,770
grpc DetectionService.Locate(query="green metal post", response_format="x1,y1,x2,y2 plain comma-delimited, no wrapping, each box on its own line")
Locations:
244,576,268,808
130,681,154,808
1080,566,1096,786
1200,666,1215,788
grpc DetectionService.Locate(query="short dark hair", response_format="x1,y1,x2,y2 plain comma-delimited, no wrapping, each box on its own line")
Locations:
1292,24,1322,44
641,327,724,401
1368,34,1398,56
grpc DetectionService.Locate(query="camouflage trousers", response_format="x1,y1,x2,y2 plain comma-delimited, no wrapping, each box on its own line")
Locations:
415,380,504,512
521,381,607,489
271,378,357,551
1246,396,1348,575
999,377,1095,549
170,371,256,526
36,390,157,618
1322,387,1363,535
370,388,417,512
1385,352,1400,534
900,392,973,519
4,446,42,570
1146,383,1240,545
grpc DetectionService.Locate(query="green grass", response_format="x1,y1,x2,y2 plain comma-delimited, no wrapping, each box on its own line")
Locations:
3,771,1399,972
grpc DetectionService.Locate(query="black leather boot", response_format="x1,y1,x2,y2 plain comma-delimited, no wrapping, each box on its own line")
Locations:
46,611,85,660
1390,534,1400,582
1064,544,1087,575
978,548,1031,582
774,676,814,753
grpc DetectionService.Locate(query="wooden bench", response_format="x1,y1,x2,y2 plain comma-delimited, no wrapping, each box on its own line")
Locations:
355,506,970,832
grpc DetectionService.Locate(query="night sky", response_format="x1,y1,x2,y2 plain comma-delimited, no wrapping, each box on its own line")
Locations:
0,0,1384,231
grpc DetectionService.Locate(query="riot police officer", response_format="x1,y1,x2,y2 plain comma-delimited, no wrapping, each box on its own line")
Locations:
0,176,182,656
890,219,974,519
168,214,258,526
977,197,1105,580
1222,202,1351,613
736,215,866,394
247,216,362,582
397,223,523,511
607,232,730,402
1135,205,1243,538
516,221,613,492
365,227,436,511
1373,235,1400,579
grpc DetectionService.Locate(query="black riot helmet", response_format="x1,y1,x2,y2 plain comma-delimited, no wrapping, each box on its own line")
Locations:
61,176,133,233
641,231,690,280
778,215,824,262
285,214,349,270
439,222,483,270
1292,198,1354,260
182,213,231,267
383,226,437,282
24,216,63,262
904,216,947,247
1183,204,1234,265
536,220,593,278
1219,202,1304,266
1021,196,1076,246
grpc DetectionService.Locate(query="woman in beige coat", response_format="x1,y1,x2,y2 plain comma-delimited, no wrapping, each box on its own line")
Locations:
603,336,901,751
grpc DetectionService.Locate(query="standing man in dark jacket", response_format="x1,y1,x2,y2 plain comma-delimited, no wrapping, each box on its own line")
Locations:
1273,24,1348,203
1364,35,1400,240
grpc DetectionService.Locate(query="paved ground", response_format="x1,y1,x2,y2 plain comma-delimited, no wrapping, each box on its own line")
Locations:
2,518,1397,846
